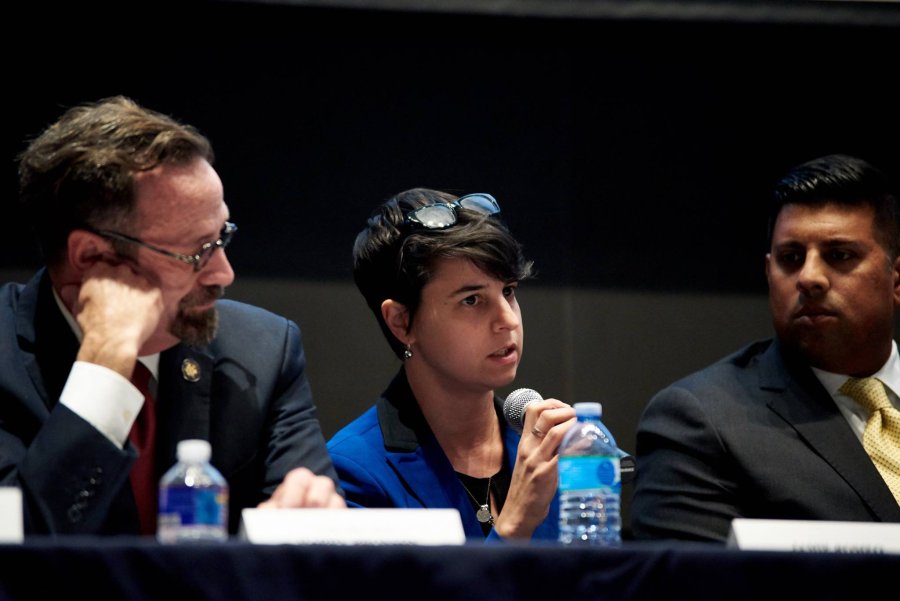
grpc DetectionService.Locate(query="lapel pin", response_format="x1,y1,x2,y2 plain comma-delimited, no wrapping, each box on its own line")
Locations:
181,358,201,382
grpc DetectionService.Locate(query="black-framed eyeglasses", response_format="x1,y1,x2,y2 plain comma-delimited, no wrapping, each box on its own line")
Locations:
404,193,501,230
87,221,237,272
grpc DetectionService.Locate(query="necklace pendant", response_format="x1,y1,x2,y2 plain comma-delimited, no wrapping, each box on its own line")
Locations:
476,504,492,524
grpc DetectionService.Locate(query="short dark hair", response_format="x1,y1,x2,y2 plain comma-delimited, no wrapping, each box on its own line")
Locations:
352,187,534,359
18,96,214,264
768,154,900,257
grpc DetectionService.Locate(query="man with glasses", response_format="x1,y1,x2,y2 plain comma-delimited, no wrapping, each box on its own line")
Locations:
2,96,344,537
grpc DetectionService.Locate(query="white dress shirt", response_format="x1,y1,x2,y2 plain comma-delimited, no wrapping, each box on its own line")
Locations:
811,341,900,444
52,289,159,449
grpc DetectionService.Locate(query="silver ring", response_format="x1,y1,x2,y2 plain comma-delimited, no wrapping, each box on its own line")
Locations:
531,427,545,439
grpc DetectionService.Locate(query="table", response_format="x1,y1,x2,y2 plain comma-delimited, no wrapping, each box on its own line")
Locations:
0,538,895,600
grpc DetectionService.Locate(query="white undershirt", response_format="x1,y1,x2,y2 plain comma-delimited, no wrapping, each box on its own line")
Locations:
52,289,159,449
810,341,900,444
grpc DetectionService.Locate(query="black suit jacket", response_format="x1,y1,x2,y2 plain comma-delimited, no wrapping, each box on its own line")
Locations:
631,338,900,542
0,270,339,535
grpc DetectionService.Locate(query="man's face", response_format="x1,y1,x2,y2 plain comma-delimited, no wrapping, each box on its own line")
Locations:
766,202,900,375
130,158,235,353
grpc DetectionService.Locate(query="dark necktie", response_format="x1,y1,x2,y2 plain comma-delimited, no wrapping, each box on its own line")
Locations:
129,362,157,535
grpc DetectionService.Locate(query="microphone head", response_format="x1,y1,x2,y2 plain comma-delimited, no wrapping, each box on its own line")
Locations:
503,388,544,433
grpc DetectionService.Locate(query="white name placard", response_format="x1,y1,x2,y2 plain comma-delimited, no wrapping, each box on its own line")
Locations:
239,508,466,545
0,487,24,543
727,518,900,554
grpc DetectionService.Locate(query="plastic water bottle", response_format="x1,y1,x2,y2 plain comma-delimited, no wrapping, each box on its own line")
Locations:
557,402,622,546
157,439,229,543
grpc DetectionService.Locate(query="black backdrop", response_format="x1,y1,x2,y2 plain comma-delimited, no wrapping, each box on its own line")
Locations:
6,0,900,294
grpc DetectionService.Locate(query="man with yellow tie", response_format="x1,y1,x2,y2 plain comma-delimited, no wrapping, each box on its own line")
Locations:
632,154,900,542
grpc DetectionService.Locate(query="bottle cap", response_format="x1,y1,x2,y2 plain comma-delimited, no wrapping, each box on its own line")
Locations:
573,402,602,417
176,439,212,463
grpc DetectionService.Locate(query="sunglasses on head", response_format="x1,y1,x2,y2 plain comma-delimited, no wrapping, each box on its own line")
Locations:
404,193,501,230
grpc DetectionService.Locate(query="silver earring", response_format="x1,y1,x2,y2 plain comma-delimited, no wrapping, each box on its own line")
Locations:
403,345,413,360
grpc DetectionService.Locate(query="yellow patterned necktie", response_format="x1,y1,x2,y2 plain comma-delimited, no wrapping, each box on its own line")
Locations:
839,377,900,504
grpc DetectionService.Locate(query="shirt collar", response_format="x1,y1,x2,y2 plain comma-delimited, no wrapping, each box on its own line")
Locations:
811,341,900,400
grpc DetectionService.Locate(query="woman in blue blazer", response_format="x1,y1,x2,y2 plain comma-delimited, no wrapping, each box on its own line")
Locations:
327,188,619,542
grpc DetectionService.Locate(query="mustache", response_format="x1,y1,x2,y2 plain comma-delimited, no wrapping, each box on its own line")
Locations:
180,285,225,309
204,285,225,302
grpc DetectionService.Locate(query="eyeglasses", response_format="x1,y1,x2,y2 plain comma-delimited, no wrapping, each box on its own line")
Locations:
88,221,237,272
404,193,501,229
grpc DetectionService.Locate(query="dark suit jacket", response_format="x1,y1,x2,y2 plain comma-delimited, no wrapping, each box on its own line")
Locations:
0,269,339,535
631,338,900,542
326,368,561,542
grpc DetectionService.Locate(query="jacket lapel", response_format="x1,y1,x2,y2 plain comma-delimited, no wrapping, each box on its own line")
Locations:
155,345,214,475
384,441,487,539
761,341,900,520
18,270,79,412
378,370,489,538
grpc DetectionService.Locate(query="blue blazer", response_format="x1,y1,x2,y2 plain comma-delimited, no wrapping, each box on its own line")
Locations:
327,369,567,542
632,338,900,542
0,269,339,535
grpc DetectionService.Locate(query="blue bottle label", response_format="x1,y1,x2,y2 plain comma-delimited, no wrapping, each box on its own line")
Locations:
158,486,228,526
558,456,621,492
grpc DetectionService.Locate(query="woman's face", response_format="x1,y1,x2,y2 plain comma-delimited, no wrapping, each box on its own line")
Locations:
406,256,523,395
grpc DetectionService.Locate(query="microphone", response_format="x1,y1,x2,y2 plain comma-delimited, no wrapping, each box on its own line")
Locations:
503,388,544,433
502,389,636,483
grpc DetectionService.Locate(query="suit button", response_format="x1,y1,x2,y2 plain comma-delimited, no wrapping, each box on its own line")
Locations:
67,505,83,523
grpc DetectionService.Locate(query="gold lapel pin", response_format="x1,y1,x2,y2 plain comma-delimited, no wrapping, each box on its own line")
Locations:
181,358,201,382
